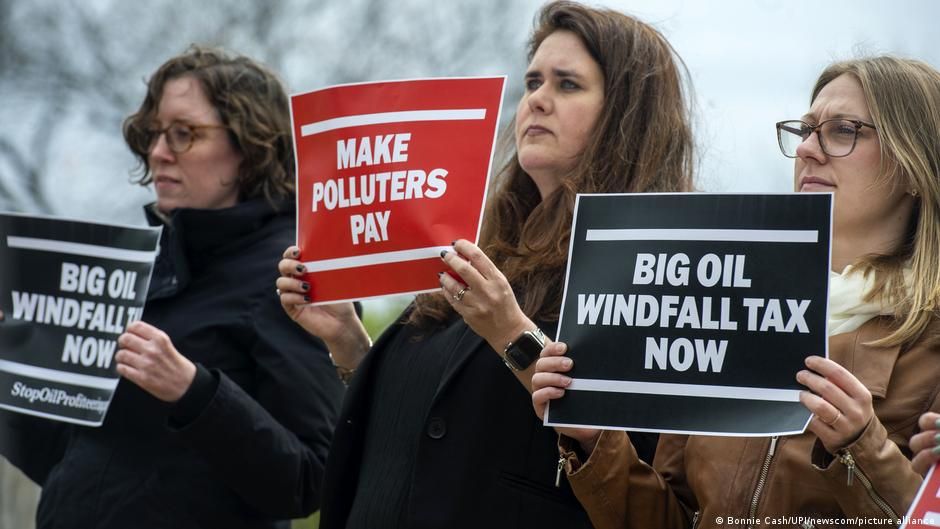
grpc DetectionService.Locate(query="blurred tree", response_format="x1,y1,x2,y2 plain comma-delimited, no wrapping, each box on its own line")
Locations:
0,1,532,528
0,0,529,220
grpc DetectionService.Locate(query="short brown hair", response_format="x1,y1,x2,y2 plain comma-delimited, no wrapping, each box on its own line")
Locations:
123,45,294,207
410,1,694,326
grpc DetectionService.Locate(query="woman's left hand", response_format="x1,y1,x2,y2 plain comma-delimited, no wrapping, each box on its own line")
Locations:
439,239,532,354
909,412,940,476
798,355,874,454
115,321,197,403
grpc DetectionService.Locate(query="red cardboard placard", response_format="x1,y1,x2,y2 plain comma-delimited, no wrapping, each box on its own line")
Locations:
902,463,940,528
290,77,505,303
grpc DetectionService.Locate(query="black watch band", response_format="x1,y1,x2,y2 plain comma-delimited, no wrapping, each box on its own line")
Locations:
501,327,546,371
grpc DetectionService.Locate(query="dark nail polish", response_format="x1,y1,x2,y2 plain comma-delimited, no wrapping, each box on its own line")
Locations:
292,249,299,257
301,282,310,291
303,295,311,302
450,240,456,246
296,264,305,273
440,250,448,259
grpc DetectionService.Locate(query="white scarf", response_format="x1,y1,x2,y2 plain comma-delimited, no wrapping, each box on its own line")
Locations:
828,264,908,336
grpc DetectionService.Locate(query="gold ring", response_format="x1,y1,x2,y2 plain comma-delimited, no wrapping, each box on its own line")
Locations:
453,287,469,302
823,411,842,427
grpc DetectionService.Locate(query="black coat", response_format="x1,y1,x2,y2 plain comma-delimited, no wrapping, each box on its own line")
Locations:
3,199,344,529
319,316,594,529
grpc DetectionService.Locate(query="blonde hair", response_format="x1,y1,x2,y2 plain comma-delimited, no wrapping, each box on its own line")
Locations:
813,56,940,345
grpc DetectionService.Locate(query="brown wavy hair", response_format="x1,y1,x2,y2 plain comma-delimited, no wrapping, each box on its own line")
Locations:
813,57,940,346
123,45,294,207
409,1,695,327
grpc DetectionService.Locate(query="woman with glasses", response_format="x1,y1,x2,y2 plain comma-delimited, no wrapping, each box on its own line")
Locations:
276,2,693,527
532,55,940,528
1,46,345,528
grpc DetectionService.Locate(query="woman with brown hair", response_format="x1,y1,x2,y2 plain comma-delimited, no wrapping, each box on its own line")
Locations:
2,46,344,528
533,55,940,528
277,1,693,527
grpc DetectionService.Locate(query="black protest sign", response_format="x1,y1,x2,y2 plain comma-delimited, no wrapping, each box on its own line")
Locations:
0,213,161,426
545,193,831,436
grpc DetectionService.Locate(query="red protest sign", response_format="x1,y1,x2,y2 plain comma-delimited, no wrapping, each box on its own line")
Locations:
902,463,940,528
290,77,505,303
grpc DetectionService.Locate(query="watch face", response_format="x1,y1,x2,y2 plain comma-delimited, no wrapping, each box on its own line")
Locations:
505,330,544,371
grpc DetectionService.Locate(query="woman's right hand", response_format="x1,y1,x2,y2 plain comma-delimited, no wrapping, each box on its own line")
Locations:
276,246,370,369
532,341,602,455
910,412,940,476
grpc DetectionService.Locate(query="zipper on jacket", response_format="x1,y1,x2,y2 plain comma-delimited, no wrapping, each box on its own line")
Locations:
836,449,898,519
555,455,565,488
747,436,778,529
691,510,700,528
839,449,855,486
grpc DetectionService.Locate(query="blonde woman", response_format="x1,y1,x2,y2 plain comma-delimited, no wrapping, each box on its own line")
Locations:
533,56,940,528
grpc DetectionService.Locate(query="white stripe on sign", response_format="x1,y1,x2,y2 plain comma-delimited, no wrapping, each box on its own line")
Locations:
0,403,104,427
300,109,487,136
923,512,940,527
7,236,157,262
304,245,452,273
0,359,119,391
585,229,818,243
568,378,801,402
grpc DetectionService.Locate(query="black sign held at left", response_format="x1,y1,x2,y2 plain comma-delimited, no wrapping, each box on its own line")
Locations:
0,212,161,426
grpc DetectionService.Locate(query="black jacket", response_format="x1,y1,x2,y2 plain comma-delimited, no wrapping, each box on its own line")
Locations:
319,316,594,529
4,199,344,528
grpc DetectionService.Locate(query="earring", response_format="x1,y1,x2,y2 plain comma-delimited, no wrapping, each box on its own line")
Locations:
911,189,920,197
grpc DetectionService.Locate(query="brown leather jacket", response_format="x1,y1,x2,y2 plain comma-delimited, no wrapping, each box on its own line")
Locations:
563,317,940,529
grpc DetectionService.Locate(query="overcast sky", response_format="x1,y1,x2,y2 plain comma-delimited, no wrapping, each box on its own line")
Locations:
23,0,939,223
601,0,940,193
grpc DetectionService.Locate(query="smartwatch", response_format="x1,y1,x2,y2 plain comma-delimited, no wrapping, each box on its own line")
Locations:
501,327,547,371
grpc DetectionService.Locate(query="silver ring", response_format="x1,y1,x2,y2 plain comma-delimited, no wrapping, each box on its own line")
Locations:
276,288,282,297
453,287,469,302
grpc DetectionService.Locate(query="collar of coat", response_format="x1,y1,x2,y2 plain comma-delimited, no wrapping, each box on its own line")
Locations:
144,198,293,300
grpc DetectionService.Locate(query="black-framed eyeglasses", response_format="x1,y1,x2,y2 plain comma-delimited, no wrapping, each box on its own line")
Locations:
775,118,877,159
146,121,228,154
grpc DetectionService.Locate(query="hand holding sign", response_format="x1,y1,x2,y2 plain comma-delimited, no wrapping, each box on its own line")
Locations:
910,412,940,476
439,239,531,359
115,321,196,403
532,341,602,453
276,246,370,370
797,355,874,454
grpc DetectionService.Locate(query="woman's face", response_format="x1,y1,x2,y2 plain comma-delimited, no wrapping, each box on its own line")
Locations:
148,75,243,213
515,30,604,199
794,73,914,244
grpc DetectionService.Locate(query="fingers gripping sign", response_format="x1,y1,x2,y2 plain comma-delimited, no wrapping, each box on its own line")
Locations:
910,412,940,476
532,342,574,421
276,245,369,368
115,321,196,403
531,341,602,453
797,355,874,454
439,239,532,354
